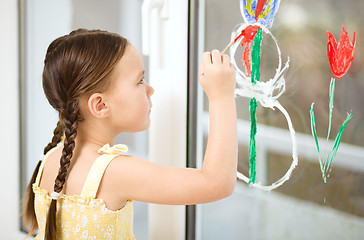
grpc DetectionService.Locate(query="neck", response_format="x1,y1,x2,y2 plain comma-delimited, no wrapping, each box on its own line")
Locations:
74,120,117,154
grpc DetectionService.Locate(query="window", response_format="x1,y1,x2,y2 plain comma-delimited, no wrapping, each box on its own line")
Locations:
193,0,364,239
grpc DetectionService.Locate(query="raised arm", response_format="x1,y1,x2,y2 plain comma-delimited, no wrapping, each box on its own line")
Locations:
109,50,237,205
199,50,238,200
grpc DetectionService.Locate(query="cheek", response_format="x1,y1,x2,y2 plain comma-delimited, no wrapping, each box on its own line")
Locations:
136,96,150,116
124,100,150,131
125,95,150,120
111,89,151,131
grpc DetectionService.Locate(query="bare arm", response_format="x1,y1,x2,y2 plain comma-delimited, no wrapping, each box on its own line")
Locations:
110,50,237,205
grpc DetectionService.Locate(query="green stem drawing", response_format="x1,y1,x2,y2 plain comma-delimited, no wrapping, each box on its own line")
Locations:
251,28,263,85
322,78,335,174
248,28,263,185
309,78,353,183
325,113,352,177
310,103,323,173
326,78,335,142
249,98,258,185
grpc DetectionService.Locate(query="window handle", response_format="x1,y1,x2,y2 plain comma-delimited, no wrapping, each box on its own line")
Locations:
141,0,169,56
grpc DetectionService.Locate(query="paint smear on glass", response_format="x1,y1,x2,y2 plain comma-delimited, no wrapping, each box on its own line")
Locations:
251,28,263,85
327,25,356,79
241,0,281,28
229,25,297,190
310,25,356,183
249,97,258,185
248,28,263,185
255,0,268,21
228,0,298,191
325,113,353,177
310,78,353,183
234,25,261,76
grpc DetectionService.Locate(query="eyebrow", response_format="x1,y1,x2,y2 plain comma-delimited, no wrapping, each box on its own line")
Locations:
137,70,145,79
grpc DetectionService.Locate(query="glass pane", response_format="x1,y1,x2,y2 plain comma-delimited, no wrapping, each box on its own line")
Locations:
21,1,148,238
196,0,364,239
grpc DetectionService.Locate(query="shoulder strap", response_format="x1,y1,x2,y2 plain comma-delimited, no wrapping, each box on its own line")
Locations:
80,154,119,199
35,145,62,187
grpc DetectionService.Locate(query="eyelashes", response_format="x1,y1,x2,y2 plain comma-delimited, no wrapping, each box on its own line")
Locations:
138,76,146,85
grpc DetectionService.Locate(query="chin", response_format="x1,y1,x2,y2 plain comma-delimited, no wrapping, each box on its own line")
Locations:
125,121,151,133
139,122,151,132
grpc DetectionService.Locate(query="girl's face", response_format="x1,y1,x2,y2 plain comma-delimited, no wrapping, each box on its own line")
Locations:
105,44,154,133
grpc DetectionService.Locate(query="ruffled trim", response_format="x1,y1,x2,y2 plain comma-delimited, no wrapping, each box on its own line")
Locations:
98,144,128,155
33,184,132,213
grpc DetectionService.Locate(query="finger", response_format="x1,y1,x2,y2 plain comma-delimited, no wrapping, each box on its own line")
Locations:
211,50,222,64
222,54,230,65
201,52,211,65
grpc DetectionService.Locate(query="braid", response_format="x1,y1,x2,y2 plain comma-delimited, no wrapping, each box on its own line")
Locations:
45,99,79,239
22,120,64,236
54,101,79,193
44,120,65,154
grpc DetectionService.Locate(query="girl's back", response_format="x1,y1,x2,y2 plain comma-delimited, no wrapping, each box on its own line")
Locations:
39,144,128,211
34,144,134,239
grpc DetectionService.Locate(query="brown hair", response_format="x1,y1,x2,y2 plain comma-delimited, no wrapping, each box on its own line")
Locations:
22,29,128,239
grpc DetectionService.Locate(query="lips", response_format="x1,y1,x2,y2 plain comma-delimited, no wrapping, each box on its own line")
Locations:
148,103,152,113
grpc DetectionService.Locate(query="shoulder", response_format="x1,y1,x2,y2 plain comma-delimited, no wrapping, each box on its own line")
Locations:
43,146,63,174
101,154,154,197
45,146,63,163
104,154,145,178
98,154,139,201
106,154,161,177
39,146,63,191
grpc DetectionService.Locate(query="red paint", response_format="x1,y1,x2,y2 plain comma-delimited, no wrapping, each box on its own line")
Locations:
327,25,356,79
234,25,261,76
255,0,268,21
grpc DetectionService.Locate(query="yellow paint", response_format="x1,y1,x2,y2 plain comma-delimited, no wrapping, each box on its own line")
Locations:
244,0,272,20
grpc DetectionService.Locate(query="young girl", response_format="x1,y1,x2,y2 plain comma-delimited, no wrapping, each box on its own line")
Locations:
22,29,237,239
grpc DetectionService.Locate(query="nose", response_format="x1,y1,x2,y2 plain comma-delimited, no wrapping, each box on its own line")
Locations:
148,84,154,97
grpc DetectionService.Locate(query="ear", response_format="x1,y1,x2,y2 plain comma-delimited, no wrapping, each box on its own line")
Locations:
87,93,110,118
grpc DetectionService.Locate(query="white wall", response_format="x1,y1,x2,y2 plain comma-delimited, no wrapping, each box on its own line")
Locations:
0,0,25,239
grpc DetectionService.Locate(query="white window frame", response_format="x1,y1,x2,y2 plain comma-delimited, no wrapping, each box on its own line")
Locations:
144,0,189,239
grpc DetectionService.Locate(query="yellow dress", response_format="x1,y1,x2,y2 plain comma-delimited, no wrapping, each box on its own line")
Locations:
32,144,135,240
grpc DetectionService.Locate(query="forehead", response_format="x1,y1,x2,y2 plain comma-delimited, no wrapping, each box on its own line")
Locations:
110,44,144,81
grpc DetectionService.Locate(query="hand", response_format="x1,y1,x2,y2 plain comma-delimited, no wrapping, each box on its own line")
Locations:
199,50,236,100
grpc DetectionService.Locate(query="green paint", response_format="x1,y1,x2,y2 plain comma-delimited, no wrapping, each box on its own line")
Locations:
322,79,336,181
326,78,335,143
248,29,263,185
251,28,263,85
249,98,258,185
310,78,353,183
310,103,324,174
325,112,353,175
309,103,320,153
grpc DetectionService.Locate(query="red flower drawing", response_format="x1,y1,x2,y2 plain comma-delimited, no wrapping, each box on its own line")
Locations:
327,25,356,79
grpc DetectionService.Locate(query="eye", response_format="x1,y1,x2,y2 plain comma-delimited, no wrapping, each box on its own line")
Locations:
138,77,145,85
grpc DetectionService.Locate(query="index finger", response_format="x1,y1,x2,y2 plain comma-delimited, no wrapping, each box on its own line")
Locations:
211,50,222,64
